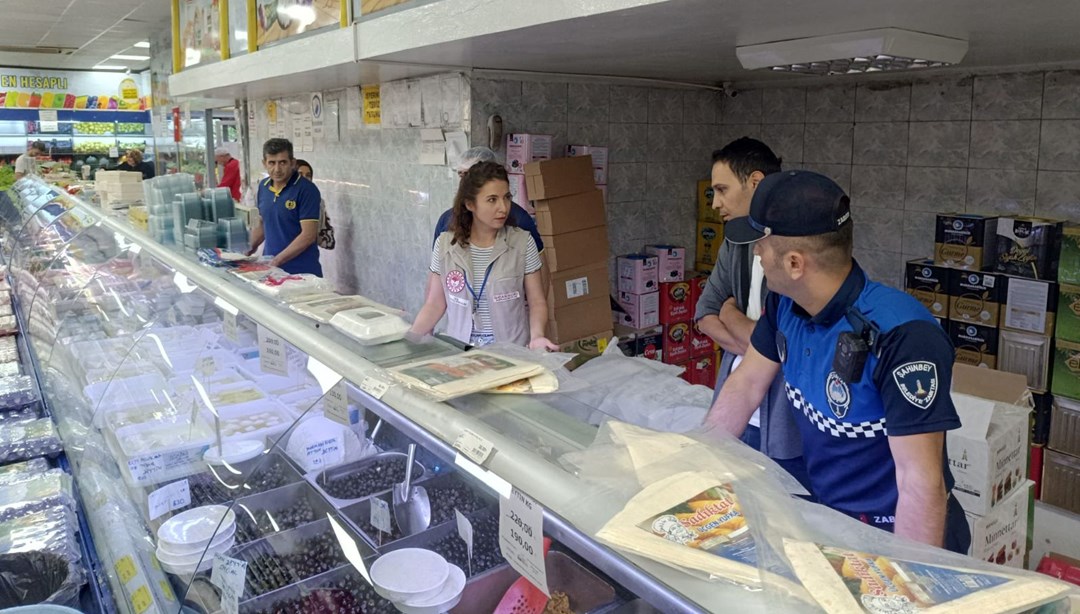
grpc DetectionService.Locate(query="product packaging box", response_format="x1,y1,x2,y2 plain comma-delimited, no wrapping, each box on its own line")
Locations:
533,190,605,236
658,280,694,325
946,364,1031,515
507,173,531,213
1032,392,1053,446
935,213,999,270
524,156,596,200
644,245,686,283
690,322,718,358
905,259,950,320
506,133,552,174
965,480,1033,568
558,330,612,371
616,291,660,329
1059,225,1080,286
1037,552,1080,586
685,353,718,388
615,323,663,361
542,226,609,272
1040,449,1080,516
566,145,609,185
948,269,1005,327
688,272,709,314
1051,339,1080,401
547,296,611,344
1049,395,1080,457
696,221,724,268
662,321,692,365
950,321,1000,369
1002,276,1058,337
1056,283,1080,344
998,329,1052,392
547,261,610,312
1030,444,1045,500
697,179,722,223
617,254,659,295
994,217,1064,280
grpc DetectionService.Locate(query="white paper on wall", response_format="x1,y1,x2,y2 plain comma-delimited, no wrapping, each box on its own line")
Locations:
445,131,468,168
406,79,423,127
346,86,361,131
440,74,464,128
326,99,340,142
421,76,442,128
420,128,446,165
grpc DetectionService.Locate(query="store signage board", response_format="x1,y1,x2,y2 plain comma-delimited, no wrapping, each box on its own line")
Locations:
257,325,289,377
211,554,246,614
499,488,549,597
453,428,494,465
148,479,190,521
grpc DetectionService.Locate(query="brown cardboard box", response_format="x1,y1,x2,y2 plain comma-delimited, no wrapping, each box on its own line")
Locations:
948,269,1006,327
542,226,610,272
905,259,950,319
547,261,610,312
558,330,612,370
524,156,596,200
534,190,605,235
698,179,723,223
547,296,612,343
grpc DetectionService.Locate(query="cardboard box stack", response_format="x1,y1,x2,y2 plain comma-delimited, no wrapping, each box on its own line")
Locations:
695,179,724,273
506,133,552,214
616,253,659,330
567,145,608,204
95,170,145,208
1045,224,1080,514
525,155,612,348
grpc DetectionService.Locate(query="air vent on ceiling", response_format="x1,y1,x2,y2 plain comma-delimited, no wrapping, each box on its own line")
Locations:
0,45,77,55
736,28,968,75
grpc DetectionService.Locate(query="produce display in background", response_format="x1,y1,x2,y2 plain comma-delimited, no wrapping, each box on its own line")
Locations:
0,165,14,190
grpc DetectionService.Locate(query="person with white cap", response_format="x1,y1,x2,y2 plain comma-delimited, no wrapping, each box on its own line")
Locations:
215,145,241,201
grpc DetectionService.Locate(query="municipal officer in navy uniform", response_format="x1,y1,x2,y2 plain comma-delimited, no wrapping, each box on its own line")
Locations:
704,170,970,553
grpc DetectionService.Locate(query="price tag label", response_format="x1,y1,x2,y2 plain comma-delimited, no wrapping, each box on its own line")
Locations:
257,325,289,377
456,509,474,561
360,376,389,399
147,479,190,521
197,354,216,377
223,311,239,343
324,380,350,426
453,429,495,465
211,554,247,614
499,488,549,597
159,579,176,602
130,584,153,614
304,436,344,469
115,555,137,584
370,497,392,534
109,146,120,158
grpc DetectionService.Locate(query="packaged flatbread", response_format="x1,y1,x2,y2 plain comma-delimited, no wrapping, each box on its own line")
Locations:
289,294,374,323
389,351,545,401
596,471,800,591
783,539,1072,614
485,371,560,394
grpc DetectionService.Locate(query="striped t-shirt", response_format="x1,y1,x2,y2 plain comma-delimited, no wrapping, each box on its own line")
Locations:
431,234,542,346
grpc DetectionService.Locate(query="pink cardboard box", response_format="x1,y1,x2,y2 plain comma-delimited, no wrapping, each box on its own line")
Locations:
507,173,532,213
506,133,552,174
567,145,609,185
618,254,659,295
616,291,660,329
645,245,686,283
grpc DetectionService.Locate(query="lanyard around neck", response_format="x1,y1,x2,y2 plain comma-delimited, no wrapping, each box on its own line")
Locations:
463,261,496,314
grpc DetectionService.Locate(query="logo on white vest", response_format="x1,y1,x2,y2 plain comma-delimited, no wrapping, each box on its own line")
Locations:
446,270,465,294
825,371,851,418
892,361,938,409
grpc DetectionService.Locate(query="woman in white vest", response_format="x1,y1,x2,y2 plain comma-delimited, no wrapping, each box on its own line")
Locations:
410,162,558,350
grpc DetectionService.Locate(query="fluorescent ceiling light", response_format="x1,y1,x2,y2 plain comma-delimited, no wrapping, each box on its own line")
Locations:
111,54,150,61
93,64,127,70
736,28,968,75
133,41,151,48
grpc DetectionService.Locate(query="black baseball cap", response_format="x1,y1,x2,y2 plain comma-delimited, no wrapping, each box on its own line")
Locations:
724,170,852,244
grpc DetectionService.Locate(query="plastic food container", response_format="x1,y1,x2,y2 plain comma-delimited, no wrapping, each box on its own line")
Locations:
204,401,292,444
370,548,449,603
329,307,410,346
396,564,466,614
113,416,213,487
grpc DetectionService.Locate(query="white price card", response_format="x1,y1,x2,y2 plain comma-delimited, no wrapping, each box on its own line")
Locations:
196,354,216,377
324,380,350,426
499,488,549,597
456,509,474,561
360,376,389,400
211,554,247,614
109,146,119,158
223,311,239,343
257,325,289,377
147,479,190,521
305,435,344,469
370,497,392,534
453,429,494,465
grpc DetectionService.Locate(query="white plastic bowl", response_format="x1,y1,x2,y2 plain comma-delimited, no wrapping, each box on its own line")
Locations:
155,535,235,569
156,521,236,557
157,505,236,548
395,564,466,614
370,548,450,603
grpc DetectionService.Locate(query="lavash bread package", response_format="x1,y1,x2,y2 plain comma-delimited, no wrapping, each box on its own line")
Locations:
557,421,1078,614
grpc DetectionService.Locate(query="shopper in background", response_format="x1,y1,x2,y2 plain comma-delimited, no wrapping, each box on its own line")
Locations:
703,170,970,553
215,145,242,201
694,138,808,494
295,159,335,250
14,141,46,180
410,161,557,350
119,148,155,179
433,146,543,252
246,138,322,276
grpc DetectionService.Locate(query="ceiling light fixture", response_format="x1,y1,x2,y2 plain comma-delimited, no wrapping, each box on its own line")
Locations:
736,28,968,75
133,41,151,48
93,64,127,70
111,54,150,61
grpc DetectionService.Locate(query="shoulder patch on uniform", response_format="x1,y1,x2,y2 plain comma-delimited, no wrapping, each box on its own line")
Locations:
825,371,850,419
892,361,939,409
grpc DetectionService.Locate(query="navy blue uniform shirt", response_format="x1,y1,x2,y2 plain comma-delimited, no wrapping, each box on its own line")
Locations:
432,203,543,252
257,171,322,276
751,261,969,550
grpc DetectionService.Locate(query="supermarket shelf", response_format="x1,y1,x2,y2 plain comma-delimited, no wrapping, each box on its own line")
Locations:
0,109,151,123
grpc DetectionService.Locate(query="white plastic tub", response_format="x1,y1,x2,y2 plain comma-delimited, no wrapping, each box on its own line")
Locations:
112,416,213,487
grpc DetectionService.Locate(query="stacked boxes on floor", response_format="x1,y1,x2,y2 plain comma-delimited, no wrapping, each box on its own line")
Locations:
567,145,608,205
695,180,724,273
525,155,612,346
1045,224,1080,515
505,133,552,214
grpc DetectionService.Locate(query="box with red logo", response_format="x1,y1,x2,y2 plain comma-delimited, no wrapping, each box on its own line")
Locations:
618,254,659,295
616,291,659,329
690,321,717,357
662,321,692,365
659,280,693,325
688,271,709,312
1037,552,1080,586
685,353,718,387
615,324,663,361
506,133,552,174
645,245,686,283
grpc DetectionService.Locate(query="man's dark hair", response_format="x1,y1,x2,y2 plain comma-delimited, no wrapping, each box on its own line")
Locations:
29,141,46,153
262,138,294,160
711,137,782,183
